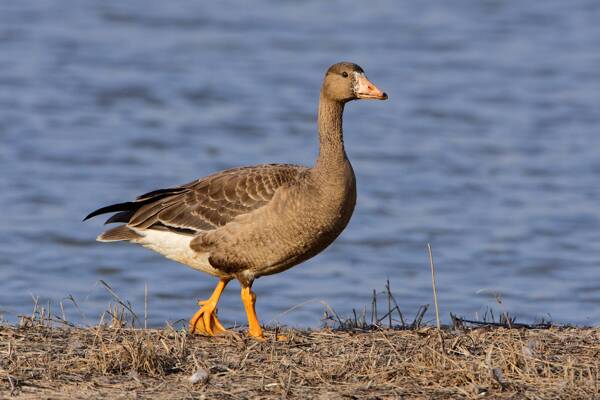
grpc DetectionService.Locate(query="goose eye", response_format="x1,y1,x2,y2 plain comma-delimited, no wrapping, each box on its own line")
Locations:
341,72,348,78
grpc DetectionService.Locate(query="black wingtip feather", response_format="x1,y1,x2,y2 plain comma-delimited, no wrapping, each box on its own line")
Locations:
84,187,184,222
105,210,135,224
83,201,136,222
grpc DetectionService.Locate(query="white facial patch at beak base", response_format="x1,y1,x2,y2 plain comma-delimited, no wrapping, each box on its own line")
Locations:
352,72,364,94
353,72,388,100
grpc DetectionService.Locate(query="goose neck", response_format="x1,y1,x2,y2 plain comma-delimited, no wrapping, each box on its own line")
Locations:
315,94,347,171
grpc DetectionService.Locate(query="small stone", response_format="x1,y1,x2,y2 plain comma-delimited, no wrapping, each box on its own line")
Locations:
317,392,344,400
189,368,209,385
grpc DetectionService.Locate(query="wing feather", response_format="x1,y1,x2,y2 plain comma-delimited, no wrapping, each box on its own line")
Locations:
86,164,307,237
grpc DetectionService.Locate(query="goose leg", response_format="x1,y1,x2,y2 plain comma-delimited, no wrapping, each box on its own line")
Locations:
189,279,229,335
241,285,264,339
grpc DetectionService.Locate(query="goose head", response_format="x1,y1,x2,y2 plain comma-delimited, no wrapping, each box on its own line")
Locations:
321,62,388,103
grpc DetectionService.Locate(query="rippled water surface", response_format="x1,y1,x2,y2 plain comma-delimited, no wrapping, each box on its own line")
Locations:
1,1,600,328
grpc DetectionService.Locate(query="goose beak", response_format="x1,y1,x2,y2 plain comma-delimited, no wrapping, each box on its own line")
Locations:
355,74,388,100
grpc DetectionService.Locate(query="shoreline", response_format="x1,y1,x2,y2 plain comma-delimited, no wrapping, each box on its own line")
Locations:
1,322,598,399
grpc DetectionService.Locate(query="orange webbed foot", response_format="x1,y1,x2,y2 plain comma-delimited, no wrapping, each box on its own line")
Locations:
189,279,229,336
189,299,227,335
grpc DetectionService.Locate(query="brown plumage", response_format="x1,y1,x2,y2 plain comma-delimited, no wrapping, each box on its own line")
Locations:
85,62,387,339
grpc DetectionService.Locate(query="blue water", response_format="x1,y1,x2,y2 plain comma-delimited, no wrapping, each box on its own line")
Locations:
1,1,600,328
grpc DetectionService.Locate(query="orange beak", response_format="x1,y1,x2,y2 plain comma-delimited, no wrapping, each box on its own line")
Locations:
355,74,388,100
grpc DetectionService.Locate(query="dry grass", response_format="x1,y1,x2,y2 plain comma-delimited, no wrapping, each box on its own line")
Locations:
1,316,599,399
1,276,598,399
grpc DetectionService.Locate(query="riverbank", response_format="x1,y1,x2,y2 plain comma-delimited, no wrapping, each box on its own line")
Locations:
1,321,598,399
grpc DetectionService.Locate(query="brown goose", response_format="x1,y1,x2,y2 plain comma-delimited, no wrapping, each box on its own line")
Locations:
85,62,387,339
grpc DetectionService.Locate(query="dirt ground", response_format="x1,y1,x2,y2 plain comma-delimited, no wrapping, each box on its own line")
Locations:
1,321,598,400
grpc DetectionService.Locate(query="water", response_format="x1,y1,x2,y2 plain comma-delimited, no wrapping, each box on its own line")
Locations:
1,0,600,328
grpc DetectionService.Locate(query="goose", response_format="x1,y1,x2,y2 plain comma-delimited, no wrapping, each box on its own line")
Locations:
85,62,387,339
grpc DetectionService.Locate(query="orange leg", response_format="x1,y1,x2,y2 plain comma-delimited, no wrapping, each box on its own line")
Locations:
241,286,264,339
189,279,229,336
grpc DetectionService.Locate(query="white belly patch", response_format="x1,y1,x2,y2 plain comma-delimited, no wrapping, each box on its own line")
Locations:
133,229,224,277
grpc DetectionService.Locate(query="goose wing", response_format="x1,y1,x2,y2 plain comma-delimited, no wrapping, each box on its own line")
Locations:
85,164,307,236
